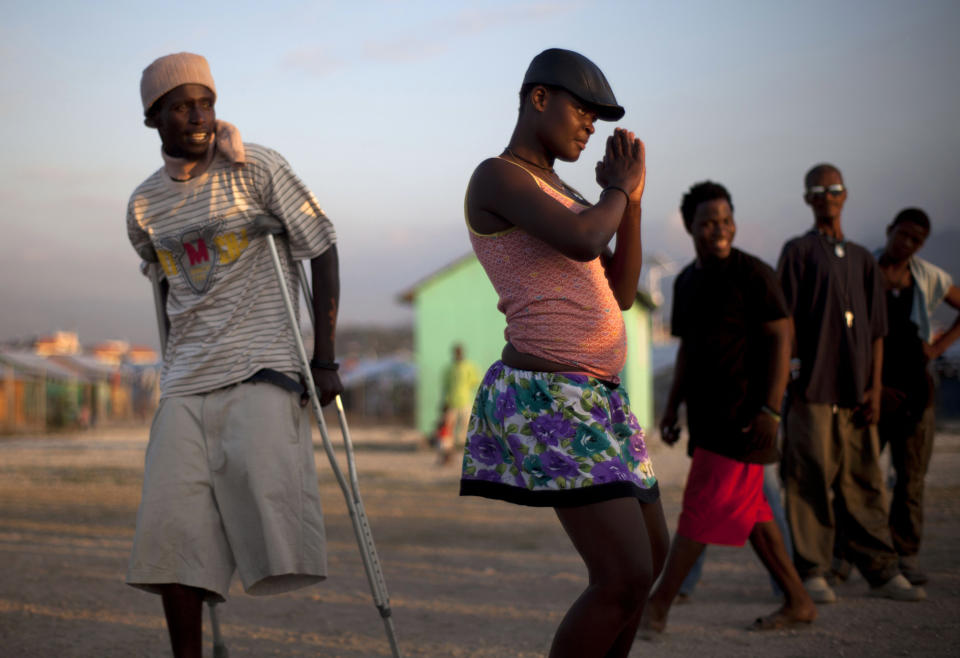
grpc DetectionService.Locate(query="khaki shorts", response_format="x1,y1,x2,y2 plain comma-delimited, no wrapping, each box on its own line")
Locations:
126,380,327,601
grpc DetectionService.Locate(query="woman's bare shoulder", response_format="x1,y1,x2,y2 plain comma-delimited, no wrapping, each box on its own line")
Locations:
468,157,538,205
466,158,524,234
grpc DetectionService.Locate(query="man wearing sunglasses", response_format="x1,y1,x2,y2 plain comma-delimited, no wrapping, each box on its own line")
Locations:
776,164,924,604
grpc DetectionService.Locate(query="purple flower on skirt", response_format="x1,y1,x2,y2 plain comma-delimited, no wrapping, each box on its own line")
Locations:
483,361,504,387
468,434,505,466
530,412,574,447
571,423,612,457
591,457,636,484
506,434,525,466
590,404,612,430
468,468,503,482
540,449,581,479
608,391,627,424
627,432,648,462
494,388,517,421
564,373,589,386
506,434,527,486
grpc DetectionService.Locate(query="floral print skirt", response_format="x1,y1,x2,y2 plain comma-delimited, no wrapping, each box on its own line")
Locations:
459,361,659,507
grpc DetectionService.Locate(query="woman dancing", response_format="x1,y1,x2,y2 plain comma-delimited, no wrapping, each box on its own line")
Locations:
460,48,668,658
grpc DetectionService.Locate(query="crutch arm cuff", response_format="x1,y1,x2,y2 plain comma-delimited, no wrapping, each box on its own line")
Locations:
310,357,340,371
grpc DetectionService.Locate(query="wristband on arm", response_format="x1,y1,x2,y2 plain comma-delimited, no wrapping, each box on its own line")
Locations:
602,186,630,203
760,404,782,423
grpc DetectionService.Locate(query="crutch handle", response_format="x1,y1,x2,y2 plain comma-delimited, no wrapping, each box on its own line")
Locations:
252,214,285,235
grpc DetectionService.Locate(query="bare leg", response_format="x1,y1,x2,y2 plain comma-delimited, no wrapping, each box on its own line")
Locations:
160,584,206,658
550,497,659,658
641,533,706,634
644,500,670,581
604,500,669,656
749,521,817,626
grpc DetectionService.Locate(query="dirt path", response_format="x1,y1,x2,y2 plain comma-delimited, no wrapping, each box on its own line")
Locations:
1,423,958,656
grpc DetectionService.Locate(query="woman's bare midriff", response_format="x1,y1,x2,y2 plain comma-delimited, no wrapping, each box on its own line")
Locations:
501,343,577,373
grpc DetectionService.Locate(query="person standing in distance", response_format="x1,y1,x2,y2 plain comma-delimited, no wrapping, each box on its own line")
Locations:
777,164,924,603
875,207,960,586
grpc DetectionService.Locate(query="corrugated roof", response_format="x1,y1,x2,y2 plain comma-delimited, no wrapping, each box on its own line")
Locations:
341,356,416,388
0,350,82,381
50,354,121,378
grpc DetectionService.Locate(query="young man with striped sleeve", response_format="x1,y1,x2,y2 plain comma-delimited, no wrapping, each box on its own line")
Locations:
125,52,342,657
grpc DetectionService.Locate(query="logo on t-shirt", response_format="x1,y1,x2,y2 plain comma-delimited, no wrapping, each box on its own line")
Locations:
156,218,251,295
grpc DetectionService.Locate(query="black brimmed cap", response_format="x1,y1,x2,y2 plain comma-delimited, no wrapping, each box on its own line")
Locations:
522,48,624,121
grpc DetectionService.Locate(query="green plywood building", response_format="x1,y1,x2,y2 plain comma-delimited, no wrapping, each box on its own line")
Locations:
400,254,656,437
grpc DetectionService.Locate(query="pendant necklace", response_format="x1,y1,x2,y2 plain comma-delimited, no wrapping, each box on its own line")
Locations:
819,230,846,258
816,230,854,328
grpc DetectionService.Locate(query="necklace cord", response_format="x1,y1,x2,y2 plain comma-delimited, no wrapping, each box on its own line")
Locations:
501,149,589,205
505,148,555,174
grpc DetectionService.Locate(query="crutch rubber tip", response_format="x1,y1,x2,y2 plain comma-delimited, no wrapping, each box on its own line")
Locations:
213,644,229,658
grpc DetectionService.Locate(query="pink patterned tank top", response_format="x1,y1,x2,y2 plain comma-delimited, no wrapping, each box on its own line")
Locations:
467,159,627,380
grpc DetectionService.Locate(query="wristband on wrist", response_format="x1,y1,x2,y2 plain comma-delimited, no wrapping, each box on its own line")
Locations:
760,404,781,423
309,357,339,371
603,186,630,203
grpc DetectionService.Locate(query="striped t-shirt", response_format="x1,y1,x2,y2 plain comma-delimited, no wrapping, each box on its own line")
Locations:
127,143,336,397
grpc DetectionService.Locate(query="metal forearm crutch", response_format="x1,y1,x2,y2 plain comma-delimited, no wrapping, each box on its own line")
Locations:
256,217,402,658
144,260,229,658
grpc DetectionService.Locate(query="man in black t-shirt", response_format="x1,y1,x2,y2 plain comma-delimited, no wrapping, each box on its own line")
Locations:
642,182,815,635
777,163,923,603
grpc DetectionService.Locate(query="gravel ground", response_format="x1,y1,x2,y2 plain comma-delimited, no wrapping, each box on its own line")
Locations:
0,421,958,657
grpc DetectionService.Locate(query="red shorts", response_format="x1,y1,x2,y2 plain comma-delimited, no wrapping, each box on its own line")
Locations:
676,448,773,547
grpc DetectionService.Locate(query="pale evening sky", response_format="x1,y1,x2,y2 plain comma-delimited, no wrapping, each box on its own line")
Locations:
1,0,958,348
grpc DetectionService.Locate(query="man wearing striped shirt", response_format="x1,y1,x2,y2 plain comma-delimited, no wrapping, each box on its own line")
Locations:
125,52,342,657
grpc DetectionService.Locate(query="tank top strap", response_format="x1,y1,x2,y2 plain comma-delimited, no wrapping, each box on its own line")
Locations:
495,156,589,211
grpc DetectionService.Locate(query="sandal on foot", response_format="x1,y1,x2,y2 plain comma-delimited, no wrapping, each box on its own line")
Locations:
749,612,813,631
